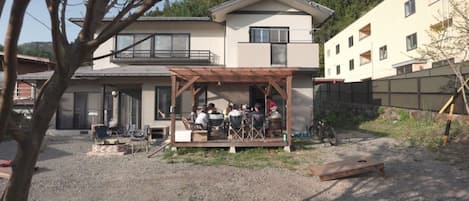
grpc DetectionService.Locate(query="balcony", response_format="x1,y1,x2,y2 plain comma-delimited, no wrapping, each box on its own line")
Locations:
238,43,319,67
111,50,213,65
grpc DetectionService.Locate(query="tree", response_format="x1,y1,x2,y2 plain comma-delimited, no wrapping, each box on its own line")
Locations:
419,0,469,114
0,0,161,200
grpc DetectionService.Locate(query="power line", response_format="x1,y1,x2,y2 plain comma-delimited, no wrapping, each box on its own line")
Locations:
25,11,51,31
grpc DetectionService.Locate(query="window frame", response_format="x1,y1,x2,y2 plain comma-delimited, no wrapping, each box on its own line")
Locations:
114,33,191,59
336,65,341,75
335,44,340,54
348,36,354,47
406,33,418,51
155,86,182,120
271,43,287,66
405,0,416,17
249,27,290,43
379,45,388,60
349,59,354,70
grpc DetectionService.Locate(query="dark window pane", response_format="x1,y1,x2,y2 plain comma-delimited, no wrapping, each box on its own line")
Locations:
155,87,182,120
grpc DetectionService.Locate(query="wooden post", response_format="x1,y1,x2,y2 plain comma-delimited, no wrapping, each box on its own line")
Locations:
286,75,293,147
101,84,106,124
170,75,177,145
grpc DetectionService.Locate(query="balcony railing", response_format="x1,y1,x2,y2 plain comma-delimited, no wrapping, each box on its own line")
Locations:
111,50,213,65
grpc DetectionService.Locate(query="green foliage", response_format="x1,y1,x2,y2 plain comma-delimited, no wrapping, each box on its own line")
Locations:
147,0,229,17
18,42,54,60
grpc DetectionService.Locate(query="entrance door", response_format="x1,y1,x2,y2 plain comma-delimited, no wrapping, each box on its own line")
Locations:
119,89,142,128
73,92,88,129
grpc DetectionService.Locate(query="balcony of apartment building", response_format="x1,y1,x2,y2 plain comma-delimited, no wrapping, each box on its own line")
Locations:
110,33,213,65
237,27,319,67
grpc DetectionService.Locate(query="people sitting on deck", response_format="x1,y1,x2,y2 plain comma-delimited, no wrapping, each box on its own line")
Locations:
223,104,233,121
267,96,277,112
249,103,265,125
228,104,242,117
207,102,218,114
189,105,198,123
195,106,209,129
269,106,282,120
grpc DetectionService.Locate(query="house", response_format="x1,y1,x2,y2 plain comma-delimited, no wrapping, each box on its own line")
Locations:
324,0,465,82
19,0,333,149
0,52,55,113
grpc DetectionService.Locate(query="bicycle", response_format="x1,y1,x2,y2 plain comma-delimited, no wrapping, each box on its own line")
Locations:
308,118,338,146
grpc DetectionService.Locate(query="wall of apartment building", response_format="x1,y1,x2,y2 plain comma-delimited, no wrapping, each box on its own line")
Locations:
93,21,225,69
225,0,316,67
324,0,454,82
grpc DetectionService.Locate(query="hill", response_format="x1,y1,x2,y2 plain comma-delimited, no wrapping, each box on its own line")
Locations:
17,42,54,60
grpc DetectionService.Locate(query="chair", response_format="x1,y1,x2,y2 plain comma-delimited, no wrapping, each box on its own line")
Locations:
209,113,225,136
94,125,111,144
128,125,150,155
249,113,265,140
268,118,283,138
182,117,204,130
228,115,244,141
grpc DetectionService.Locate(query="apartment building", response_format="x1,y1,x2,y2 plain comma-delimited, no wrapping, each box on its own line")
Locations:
19,0,334,134
324,0,459,82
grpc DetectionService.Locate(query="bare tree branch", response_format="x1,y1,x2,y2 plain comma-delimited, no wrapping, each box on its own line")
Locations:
0,0,31,142
46,0,68,75
87,0,161,49
97,0,138,39
60,0,68,43
0,0,5,18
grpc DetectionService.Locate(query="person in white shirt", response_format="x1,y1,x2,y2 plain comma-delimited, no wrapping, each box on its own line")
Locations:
228,104,242,117
195,106,209,129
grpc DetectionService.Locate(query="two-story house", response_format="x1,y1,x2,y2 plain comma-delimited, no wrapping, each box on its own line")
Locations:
19,0,333,140
324,0,465,82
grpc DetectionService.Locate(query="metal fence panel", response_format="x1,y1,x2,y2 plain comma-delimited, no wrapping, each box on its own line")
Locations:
390,94,419,109
390,79,417,93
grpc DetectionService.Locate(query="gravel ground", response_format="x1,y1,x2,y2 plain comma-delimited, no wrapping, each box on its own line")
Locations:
1,131,468,201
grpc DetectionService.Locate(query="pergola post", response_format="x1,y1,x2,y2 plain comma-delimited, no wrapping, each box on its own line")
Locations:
170,75,177,145
286,75,293,150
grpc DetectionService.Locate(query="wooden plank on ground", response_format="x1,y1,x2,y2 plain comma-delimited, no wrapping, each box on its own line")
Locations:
309,158,385,181
0,167,12,179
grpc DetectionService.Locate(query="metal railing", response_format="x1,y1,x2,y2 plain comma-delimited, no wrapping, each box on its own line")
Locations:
112,49,213,64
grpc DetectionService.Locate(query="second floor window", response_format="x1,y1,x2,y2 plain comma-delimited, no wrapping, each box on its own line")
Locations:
406,33,418,51
349,59,354,70
249,27,289,43
336,44,340,54
115,33,190,58
405,0,416,17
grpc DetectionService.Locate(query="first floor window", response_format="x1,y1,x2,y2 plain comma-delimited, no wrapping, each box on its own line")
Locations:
396,64,412,75
406,33,418,51
336,65,341,75
155,86,181,120
379,45,388,60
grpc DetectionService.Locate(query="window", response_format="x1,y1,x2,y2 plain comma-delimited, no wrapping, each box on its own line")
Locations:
406,33,418,51
335,44,340,54
336,65,341,75
349,59,354,70
360,50,372,65
155,34,190,58
396,64,412,75
155,87,182,120
405,0,416,17
271,44,287,65
379,45,388,60
249,27,289,43
348,36,354,47
359,24,371,40
115,33,190,58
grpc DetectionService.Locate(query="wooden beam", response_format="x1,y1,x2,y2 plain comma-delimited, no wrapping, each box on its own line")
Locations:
170,75,177,145
286,75,292,147
269,80,287,100
176,76,200,97
255,84,266,95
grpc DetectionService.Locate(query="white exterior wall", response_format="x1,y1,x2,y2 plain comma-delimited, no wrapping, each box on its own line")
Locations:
225,0,314,67
325,0,454,82
93,21,225,69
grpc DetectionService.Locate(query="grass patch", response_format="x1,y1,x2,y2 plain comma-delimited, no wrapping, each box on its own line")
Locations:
359,118,469,149
163,146,321,170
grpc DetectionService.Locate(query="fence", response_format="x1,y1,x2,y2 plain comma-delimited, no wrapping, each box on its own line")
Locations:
315,64,469,115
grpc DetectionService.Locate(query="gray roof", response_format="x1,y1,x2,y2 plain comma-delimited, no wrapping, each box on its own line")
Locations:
70,16,212,25
18,66,171,81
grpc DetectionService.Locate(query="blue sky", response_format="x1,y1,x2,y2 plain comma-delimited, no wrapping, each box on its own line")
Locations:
0,0,165,44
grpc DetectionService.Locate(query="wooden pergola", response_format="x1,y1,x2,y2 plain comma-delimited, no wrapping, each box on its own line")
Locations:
169,67,296,149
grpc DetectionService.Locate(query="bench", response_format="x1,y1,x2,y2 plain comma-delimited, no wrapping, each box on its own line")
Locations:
309,158,385,181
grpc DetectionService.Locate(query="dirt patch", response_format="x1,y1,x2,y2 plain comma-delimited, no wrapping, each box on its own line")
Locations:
0,131,468,201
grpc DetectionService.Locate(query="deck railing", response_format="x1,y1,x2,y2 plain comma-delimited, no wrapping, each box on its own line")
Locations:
111,49,213,65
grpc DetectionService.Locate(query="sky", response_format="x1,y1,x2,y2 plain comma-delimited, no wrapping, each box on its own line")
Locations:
0,0,166,45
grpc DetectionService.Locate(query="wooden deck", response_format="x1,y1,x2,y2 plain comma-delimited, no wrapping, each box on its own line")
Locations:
173,137,287,148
